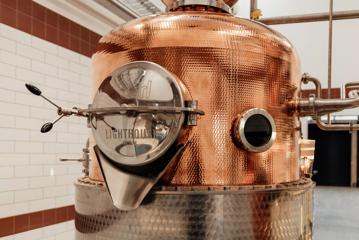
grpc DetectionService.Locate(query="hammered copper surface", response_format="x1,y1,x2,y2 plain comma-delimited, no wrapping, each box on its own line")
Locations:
91,12,301,185
75,179,313,240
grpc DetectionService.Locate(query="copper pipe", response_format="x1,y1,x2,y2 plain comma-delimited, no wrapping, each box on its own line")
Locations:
315,116,359,131
259,10,359,25
301,73,322,98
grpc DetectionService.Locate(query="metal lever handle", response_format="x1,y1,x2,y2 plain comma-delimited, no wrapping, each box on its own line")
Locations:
60,158,86,162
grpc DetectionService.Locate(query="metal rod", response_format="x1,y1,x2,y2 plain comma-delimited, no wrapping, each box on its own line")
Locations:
259,10,359,25
250,0,257,20
327,0,334,125
351,130,358,187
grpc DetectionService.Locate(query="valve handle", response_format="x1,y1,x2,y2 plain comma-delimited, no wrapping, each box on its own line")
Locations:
25,83,42,96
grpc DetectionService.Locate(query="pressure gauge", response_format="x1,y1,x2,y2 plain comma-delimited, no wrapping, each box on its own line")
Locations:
91,61,185,166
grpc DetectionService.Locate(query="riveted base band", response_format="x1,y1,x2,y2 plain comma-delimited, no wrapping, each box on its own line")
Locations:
75,178,313,240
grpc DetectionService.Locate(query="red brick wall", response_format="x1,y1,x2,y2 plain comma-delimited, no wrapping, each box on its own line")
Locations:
0,0,101,57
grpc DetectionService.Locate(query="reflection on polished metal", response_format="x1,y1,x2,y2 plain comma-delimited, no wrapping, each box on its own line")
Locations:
75,178,314,240
91,61,188,166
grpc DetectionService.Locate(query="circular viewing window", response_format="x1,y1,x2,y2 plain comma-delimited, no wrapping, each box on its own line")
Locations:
236,108,276,152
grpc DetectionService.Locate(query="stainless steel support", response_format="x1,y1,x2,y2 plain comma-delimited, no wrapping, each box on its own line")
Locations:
351,130,358,187
327,0,333,124
259,10,359,25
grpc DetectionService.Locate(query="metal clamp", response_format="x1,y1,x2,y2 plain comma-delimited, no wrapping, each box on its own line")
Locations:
80,101,204,126
168,0,232,13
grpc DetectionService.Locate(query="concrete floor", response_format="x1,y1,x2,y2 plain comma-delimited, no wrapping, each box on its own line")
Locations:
314,186,359,240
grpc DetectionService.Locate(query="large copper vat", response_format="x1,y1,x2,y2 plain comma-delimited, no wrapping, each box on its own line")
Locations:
90,2,301,186
75,1,313,239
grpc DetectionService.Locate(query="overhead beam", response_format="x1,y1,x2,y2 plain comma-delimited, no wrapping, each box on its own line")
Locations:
259,10,359,25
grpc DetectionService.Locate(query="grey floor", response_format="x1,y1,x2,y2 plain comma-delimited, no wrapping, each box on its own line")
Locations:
314,186,359,240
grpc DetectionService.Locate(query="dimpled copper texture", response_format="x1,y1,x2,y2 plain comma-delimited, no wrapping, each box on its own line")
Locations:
91,11,301,185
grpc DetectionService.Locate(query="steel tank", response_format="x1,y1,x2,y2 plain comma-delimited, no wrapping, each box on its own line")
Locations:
75,1,313,239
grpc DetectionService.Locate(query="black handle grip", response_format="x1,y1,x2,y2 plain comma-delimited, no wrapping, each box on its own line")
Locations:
41,122,53,133
25,83,42,96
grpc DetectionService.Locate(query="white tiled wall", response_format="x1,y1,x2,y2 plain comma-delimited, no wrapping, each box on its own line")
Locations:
0,23,91,217
1,220,75,240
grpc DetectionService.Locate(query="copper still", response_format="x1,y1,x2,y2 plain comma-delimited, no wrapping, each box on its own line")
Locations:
23,0,359,239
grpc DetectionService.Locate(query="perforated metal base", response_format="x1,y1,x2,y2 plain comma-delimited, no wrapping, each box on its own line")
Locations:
75,178,313,240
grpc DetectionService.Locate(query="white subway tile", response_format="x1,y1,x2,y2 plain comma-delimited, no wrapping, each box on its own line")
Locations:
0,141,15,153
0,50,31,69
0,115,15,128
0,75,28,93
57,133,79,143
31,36,58,55
67,164,82,174
0,36,16,52
14,188,43,202
68,123,89,134
55,231,74,240
58,47,80,63
0,24,31,45
30,107,57,120
45,53,69,70
15,165,43,177
0,154,29,165
44,185,68,198
44,143,68,154
0,102,29,117
55,195,74,207
69,62,88,75
68,144,84,154
30,198,55,212
0,62,16,77
0,88,15,102
13,228,42,240
0,178,28,191
16,68,45,84
15,117,43,130
55,174,77,185
15,142,43,153
69,82,86,94
30,176,55,188
80,56,91,67
15,92,44,107
30,154,57,165
17,43,45,61
45,76,68,91
43,165,68,176
0,202,29,218
0,128,30,141
66,220,74,230
32,60,57,76
0,191,14,204
30,130,57,142
0,166,14,178
57,68,79,83
43,222,67,238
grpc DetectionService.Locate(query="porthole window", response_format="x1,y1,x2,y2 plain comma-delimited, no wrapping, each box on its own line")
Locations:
234,108,276,152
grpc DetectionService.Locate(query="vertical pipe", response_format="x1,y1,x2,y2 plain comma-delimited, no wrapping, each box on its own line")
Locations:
351,130,357,187
327,0,334,124
250,0,258,20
